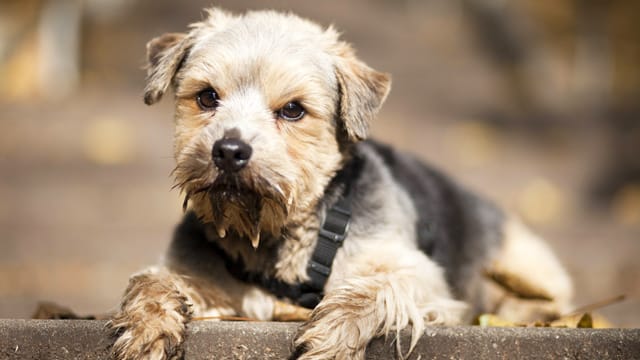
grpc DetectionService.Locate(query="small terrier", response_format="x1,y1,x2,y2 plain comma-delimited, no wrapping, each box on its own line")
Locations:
109,8,573,360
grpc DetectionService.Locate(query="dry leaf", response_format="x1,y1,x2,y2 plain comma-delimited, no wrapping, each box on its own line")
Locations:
478,314,522,327
577,313,593,328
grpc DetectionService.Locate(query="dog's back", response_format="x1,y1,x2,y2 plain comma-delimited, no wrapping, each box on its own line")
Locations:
364,141,503,296
350,140,572,321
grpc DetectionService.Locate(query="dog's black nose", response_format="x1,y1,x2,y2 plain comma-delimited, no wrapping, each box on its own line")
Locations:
212,138,252,172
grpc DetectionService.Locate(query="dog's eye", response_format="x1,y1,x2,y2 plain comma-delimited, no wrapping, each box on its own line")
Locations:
196,88,219,110
278,102,305,121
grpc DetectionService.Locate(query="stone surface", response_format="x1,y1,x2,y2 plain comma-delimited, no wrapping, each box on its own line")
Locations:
1,320,639,359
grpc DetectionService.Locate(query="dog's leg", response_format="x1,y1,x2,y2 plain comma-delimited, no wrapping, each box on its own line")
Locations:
292,244,467,360
108,266,236,360
485,219,574,321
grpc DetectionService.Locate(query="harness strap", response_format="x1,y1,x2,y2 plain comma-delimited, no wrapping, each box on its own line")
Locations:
304,187,352,303
220,155,362,309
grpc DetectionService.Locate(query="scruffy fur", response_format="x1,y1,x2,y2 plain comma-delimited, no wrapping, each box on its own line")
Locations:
109,8,573,360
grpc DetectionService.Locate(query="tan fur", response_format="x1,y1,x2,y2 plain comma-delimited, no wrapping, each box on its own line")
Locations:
167,9,379,267
110,267,224,360
146,33,186,68
296,244,466,359
483,218,574,321
330,39,391,141
110,7,571,360
110,264,278,359
112,9,396,359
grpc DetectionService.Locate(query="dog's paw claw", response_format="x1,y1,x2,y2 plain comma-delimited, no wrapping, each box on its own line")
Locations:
110,330,184,360
289,342,309,360
108,316,187,360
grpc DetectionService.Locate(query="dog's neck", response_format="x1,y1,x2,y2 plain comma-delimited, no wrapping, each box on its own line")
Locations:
203,152,362,290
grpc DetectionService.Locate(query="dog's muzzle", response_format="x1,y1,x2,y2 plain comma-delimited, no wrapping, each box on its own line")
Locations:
212,138,252,172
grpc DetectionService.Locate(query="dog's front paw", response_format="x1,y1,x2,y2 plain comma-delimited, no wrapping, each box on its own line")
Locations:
291,323,363,360
290,300,370,360
109,270,193,360
109,299,190,360
111,327,184,360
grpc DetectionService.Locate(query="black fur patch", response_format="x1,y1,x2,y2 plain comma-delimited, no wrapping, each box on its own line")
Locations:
358,140,504,298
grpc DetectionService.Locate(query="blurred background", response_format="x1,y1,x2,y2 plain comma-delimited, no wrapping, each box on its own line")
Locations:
0,0,638,326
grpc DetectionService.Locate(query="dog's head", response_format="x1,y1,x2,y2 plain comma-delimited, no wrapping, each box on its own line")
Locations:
145,8,390,247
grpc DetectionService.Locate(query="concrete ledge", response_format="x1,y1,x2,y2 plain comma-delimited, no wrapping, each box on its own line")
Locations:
1,319,639,359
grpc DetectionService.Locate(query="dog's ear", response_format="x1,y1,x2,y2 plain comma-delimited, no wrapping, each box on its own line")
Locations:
143,8,234,106
147,33,186,68
143,32,191,105
333,42,391,142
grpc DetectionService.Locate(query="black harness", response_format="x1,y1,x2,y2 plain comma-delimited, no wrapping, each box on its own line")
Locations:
220,156,362,309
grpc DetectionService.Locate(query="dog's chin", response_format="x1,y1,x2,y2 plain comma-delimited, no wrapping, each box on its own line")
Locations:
203,173,290,248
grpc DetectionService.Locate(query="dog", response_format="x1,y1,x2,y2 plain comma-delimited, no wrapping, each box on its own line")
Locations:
109,8,573,360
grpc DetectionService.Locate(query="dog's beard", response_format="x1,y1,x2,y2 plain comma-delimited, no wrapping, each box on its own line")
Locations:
186,172,290,248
